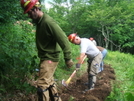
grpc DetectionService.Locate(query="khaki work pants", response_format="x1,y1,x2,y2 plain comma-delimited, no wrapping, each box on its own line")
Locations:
37,60,62,101
87,53,102,88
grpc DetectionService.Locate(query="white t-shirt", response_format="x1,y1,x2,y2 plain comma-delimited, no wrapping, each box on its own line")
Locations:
80,38,100,58
92,40,97,46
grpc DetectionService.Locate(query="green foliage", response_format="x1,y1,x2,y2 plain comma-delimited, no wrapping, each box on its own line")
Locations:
1,0,134,100
1,0,134,54
68,96,75,101
105,51,134,101
124,85,134,101
45,0,134,53
106,81,125,101
0,21,39,94
0,0,24,23
46,0,90,35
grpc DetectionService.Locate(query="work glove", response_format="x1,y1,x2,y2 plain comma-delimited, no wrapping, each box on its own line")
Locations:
76,63,81,71
65,59,74,68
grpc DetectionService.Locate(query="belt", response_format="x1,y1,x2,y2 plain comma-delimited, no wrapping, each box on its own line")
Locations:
94,51,101,57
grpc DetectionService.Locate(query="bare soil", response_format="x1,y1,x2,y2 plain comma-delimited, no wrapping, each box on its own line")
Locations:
58,64,115,101
1,64,115,101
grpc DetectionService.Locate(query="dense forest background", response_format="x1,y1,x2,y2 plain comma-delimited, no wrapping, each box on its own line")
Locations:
0,0,134,100
1,0,134,53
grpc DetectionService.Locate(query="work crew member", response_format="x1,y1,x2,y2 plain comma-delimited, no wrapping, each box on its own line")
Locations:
68,33,102,91
20,0,74,100
89,37,97,46
97,46,108,72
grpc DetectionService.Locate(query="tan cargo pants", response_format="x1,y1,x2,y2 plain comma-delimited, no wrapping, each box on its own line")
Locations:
87,53,102,89
37,60,62,101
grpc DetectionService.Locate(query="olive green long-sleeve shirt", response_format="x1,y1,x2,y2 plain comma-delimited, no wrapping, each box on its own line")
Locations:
36,13,72,62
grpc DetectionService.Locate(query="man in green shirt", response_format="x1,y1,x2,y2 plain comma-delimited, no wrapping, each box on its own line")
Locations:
20,0,74,101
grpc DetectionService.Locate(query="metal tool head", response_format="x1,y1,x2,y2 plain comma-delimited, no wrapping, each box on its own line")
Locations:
62,79,68,87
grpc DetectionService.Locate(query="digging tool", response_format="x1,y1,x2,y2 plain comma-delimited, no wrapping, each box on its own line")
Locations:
62,70,76,86
62,55,87,87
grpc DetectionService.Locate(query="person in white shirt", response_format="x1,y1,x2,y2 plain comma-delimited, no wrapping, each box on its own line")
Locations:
68,33,102,91
89,37,97,46
97,46,108,72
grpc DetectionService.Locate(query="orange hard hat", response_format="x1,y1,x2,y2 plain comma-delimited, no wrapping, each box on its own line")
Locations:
68,33,77,43
20,0,38,14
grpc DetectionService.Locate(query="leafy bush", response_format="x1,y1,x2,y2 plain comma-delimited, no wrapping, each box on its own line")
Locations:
0,21,39,93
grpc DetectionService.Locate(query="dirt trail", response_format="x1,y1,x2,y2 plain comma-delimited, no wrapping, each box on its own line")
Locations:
1,64,115,101
59,64,115,101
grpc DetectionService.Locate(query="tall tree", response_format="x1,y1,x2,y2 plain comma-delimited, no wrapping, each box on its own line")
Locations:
86,0,134,51
45,0,89,35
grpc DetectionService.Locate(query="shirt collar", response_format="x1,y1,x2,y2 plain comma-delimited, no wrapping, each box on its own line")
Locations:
38,14,44,24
